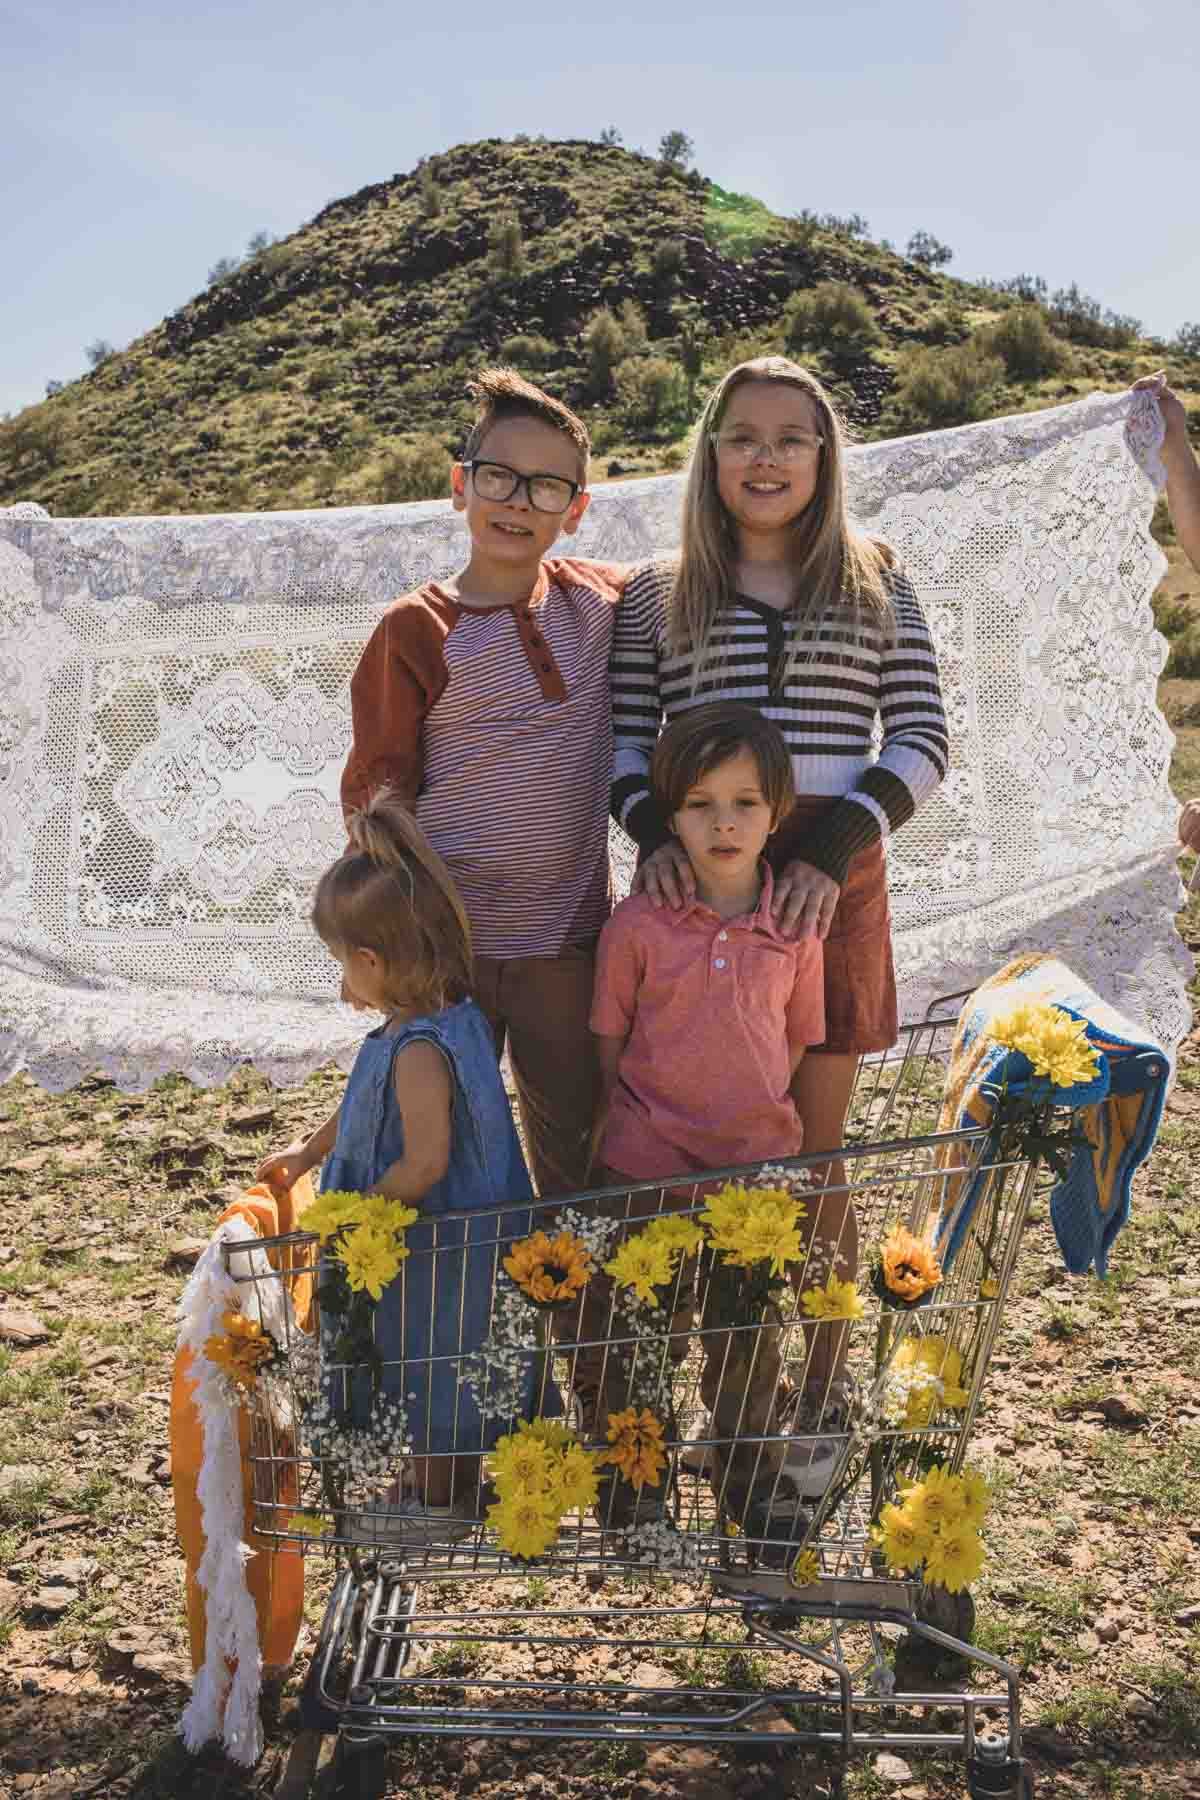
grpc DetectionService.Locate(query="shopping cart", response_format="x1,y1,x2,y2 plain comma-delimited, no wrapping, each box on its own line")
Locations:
226,1004,1041,1798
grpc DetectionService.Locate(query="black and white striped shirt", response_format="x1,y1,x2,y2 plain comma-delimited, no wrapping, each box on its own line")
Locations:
611,560,949,884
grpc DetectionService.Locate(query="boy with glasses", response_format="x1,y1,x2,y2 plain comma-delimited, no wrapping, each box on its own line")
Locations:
341,367,628,1194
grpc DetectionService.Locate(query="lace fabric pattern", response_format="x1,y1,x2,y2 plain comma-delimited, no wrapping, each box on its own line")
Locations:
0,391,1189,1092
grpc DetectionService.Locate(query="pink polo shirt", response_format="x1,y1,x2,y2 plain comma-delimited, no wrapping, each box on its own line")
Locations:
590,867,825,1180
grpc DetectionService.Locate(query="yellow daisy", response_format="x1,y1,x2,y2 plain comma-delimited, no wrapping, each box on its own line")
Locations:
643,1214,705,1258
487,1493,560,1560
870,1500,931,1573
604,1233,675,1305
924,1520,986,1593
800,1275,865,1322
335,1221,405,1300
790,1548,822,1588
600,1407,667,1489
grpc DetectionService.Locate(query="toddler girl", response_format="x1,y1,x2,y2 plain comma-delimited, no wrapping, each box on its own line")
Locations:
258,793,535,1544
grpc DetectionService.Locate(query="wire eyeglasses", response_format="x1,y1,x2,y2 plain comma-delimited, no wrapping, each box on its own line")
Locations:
711,431,825,466
463,459,581,513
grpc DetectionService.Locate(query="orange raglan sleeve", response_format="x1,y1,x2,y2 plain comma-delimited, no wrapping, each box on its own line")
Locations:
340,590,453,821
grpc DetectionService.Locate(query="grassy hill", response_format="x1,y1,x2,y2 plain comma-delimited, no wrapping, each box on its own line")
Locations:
4,134,1199,525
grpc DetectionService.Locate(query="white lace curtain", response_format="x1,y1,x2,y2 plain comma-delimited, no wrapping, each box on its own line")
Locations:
0,390,1190,1092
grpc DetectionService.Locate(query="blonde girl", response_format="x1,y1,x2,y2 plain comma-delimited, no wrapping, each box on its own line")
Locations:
609,355,949,1482
258,793,537,1542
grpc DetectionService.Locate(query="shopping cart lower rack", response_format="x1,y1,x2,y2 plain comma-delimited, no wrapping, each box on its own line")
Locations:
226,1010,1040,1798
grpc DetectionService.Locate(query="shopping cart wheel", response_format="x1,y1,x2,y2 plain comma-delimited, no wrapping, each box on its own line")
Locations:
965,1743,1033,1797
333,1735,390,1799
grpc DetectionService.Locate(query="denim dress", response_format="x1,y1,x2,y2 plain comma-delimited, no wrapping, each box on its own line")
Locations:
321,999,536,1458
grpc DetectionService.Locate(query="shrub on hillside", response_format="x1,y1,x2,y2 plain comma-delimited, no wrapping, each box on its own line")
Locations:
652,239,686,285
374,435,452,503
488,214,525,278
1048,283,1141,349
583,308,626,393
418,163,441,218
658,130,694,171
907,230,953,269
616,355,687,429
977,305,1072,381
1175,322,1200,358
85,339,115,369
500,333,556,368
618,299,648,347
782,282,881,368
599,127,623,146
889,342,1004,429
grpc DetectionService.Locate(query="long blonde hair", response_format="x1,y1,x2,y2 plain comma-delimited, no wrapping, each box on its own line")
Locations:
312,792,472,1013
669,355,893,691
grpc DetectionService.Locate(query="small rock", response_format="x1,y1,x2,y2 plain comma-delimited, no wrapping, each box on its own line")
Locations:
1097,1392,1148,1428
13,1771,39,1790
35,1512,90,1534
0,1577,22,1617
107,1624,160,1657
96,1248,138,1266
1128,1696,1159,1719
227,1106,275,1133
20,1676,40,1696
31,1585,77,1617
41,1557,95,1586
165,1237,208,1266
131,1649,191,1685
8,1150,50,1172
1096,1619,1121,1643
1176,1298,1200,1317
1174,1602,1200,1626
69,1647,89,1671
0,1463,42,1496
874,1752,913,1783
0,1309,49,1346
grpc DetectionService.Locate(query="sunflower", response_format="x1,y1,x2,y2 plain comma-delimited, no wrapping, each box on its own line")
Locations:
923,1520,986,1593
789,1548,822,1588
503,1229,593,1308
603,1233,676,1305
877,1223,942,1306
988,1002,1101,1090
487,1492,561,1560
600,1407,667,1489
204,1308,277,1387
870,1500,931,1573
800,1274,865,1322
642,1214,705,1258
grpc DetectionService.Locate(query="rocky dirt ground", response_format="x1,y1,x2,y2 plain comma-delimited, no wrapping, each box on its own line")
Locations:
2,781,1199,1800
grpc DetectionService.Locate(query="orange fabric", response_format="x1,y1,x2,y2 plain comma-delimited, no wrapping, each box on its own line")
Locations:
171,1176,316,1677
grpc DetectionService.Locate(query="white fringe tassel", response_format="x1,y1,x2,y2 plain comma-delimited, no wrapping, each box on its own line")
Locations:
176,1217,270,1767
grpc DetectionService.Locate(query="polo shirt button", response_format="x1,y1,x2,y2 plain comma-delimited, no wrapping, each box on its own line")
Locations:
717,930,728,941
714,957,727,969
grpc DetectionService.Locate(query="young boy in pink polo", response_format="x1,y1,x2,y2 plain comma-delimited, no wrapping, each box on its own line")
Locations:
340,368,627,1195
580,702,827,1553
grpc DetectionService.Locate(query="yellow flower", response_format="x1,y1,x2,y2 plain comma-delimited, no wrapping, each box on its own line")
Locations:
957,1467,991,1528
203,1308,276,1387
335,1221,405,1300
556,1444,602,1514
989,1002,1101,1090
503,1229,593,1306
905,1465,968,1532
487,1492,560,1560
790,1548,821,1587
301,1188,364,1243
979,1277,999,1300
879,1223,942,1304
889,1337,970,1428
518,1416,575,1454
800,1275,865,1322
700,1182,805,1275
924,1519,986,1593
289,1511,332,1538
490,1431,558,1498
643,1214,705,1258
604,1233,676,1305
871,1500,932,1573
600,1407,667,1490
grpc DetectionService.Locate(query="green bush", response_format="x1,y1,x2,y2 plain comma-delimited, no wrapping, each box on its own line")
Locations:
618,299,648,348
977,306,1072,381
652,239,686,285
616,355,687,429
373,435,452,503
889,342,1004,429
499,333,555,369
782,281,881,368
583,308,626,394
1163,625,1200,679
304,364,338,396
488,214,525,278
418,163,441,219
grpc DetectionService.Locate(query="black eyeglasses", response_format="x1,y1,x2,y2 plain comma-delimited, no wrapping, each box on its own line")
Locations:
462,459,582,514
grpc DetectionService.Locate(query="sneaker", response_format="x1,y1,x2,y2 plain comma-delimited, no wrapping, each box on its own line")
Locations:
736,1472,812,1571
677,1408,715,1478
342,1496,479,1549
780,1379,856,1500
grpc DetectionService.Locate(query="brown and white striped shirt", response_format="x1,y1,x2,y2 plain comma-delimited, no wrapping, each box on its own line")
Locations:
611,560,949,883
341,559,627,959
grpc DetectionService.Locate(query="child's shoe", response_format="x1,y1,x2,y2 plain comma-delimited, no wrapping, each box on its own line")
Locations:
780,1378,857,1500
735,1471,812,1571
342,1495,480,1549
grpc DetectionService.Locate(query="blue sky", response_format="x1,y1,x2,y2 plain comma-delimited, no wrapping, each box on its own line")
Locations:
2,0,1196,419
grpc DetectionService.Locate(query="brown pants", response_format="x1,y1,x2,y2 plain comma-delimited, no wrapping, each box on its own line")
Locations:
473,942,601,1199
560,1174,790,1502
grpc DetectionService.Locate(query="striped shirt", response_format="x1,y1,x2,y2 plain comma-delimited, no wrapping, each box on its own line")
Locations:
341,559,627,960
611,560,949,884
